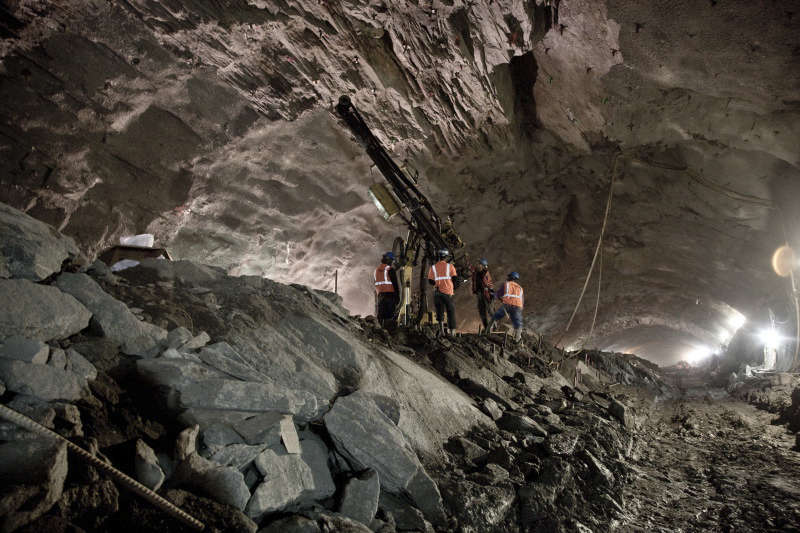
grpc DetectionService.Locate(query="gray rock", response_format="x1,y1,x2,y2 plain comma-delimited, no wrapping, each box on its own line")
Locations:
209,443,268,471
179,379,323,422
0,395,55,441
134,258,225,285
324,392,446,526
65,348,97,381
179,408,259,428
233,412,284,446
258,515,321,533
497,412,548,437
165,327,193,349
0,359,86,401
0,438,68,532
247,441,335,520
202,424,245,451
0,379,4,396
0,336,49,364
47,348,67,370
52,402,83,438
0,279,91,341
444,437,488,463
339,469,380,526
0,201,80,281
182,331,211,350
135,439,166,491
244,466,261,490
547,433,580,456
582,450,614,486
176,425,200,461
609,398,632,427
481,398,504,420
175,452,250,511
198,342,263,381
55,273,167,356
378,492,431,532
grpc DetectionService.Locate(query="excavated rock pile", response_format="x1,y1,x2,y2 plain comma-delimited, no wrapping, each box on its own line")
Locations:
1,200,671,532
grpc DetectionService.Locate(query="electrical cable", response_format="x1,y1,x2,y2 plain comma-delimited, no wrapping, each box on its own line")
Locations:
0,403,205,531
583,246,603,349
557,151,620,348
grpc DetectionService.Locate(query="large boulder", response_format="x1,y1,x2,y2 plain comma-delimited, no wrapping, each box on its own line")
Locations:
324,392,446,526
0,438,68,532
0,201,80,281
0,359,87,401
55,273,166,355
0,279,91,341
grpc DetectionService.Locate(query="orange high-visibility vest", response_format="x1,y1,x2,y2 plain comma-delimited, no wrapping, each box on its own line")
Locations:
374,264,395,293
501,281,523,308
428,261,456,295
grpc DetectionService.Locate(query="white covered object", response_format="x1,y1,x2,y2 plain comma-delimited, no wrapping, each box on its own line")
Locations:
120,234,154,247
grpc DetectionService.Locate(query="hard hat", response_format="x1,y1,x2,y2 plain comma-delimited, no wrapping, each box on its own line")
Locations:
383,251,394,260
438,249,450,258
479,258,489,266
508,271,520,280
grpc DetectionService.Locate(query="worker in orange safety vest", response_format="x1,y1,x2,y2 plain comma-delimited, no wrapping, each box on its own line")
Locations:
483,271,524,343
374,251,399,327
471,258,494,333
428,249,458,335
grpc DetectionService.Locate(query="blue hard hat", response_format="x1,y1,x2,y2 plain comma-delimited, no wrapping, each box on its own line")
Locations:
508,271,520,280
383,251,394,260
438,249,450,258
479,258,489,266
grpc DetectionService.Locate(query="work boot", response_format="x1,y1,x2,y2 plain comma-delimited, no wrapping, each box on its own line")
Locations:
513,328,523,343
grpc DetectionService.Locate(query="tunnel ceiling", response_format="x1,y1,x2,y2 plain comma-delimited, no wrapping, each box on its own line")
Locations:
1,0,799,366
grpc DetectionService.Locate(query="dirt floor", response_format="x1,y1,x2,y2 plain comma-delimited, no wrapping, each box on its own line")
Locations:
620,389,800,532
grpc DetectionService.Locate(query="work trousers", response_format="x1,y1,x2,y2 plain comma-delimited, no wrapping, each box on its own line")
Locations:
493,304,523,329
476,294,491,328
434,291,456,330
377,292,398,323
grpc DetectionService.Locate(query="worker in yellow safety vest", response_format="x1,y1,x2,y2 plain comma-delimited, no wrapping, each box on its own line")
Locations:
483,271,524,343
428,249,458,335
374,251,399,327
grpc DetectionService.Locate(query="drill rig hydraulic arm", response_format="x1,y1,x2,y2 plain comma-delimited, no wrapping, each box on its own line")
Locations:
335,95,467,324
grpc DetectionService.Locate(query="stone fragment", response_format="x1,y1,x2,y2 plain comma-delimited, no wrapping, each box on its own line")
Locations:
0,379,5,396
202,424,245,451
280,415,301,454
378,492,431,532
135,439,166,491
197,342,261,381
608,398,632,427
443,437,488,463
0,359,86,401
55,273,167,355
469,463,510,485
47,348,67,370
0,438,68,532
247,440,335,520
0,336,49,364
182,331,211,350
339,469,380,526
232,412,284,446
324,392,446,526
0,279,91,341
175,452,251,511
165,327,193,349
497,412,548,437
547,432,580,456
65,348,98,381
582,450,614,486
481,398,504,420
209,443,268,471
0,201,80,281
179,379,322,422
52,402,83,438
244,466,260,490
176,425,200,461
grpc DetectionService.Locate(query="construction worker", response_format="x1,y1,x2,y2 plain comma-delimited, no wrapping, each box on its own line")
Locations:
374,251,399,327
484,271,524,343
472,258,494,333
428,249,458,334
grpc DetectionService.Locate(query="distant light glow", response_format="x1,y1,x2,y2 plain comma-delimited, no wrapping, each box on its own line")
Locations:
686,345,712,364
759,327,783,349
726,311,746,331
771,245,795,277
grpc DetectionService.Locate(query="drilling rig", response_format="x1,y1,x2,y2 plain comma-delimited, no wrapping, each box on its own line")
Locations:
335,95,470,325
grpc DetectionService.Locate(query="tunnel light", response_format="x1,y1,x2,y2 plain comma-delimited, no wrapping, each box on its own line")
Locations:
758,327,783,349
726,311,746,331
771,245,795,277
686,346,712,364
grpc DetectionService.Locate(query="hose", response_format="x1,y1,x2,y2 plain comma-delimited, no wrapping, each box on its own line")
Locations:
0,403,205,531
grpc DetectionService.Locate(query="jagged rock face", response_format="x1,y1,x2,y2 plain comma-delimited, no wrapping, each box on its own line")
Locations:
1,1,798,365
